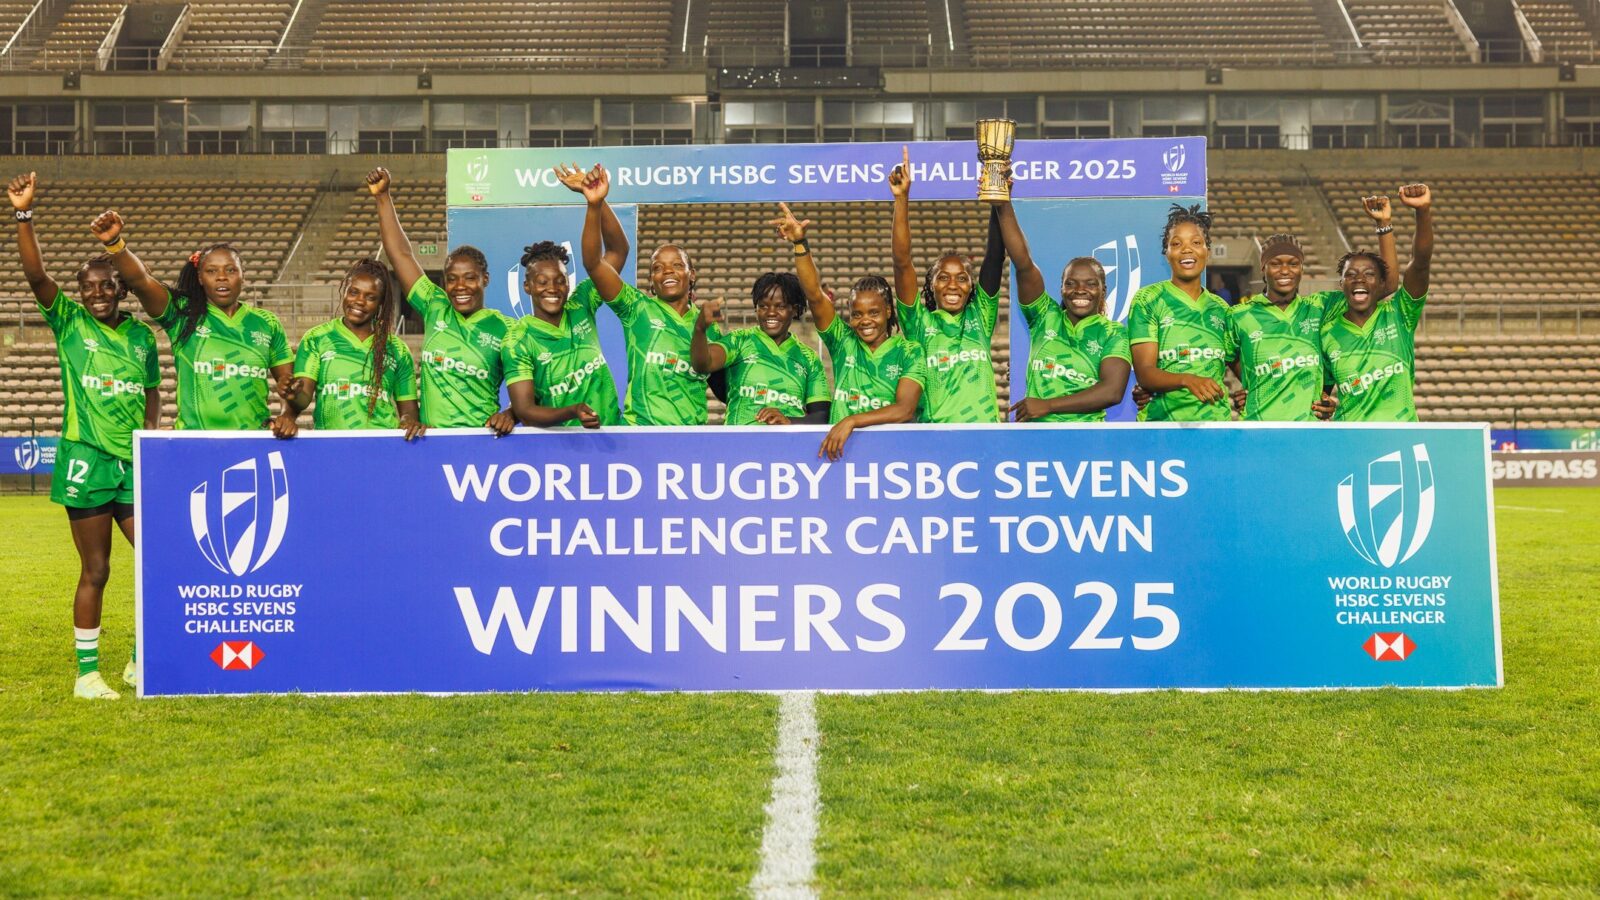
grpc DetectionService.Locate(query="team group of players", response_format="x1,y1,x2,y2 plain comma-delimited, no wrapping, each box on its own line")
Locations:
9,150,1433,697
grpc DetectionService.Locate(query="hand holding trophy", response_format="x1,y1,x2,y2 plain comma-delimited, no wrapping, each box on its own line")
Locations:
976,117,1017,203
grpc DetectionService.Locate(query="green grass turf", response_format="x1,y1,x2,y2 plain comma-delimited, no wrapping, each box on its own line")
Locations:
0,496,778,896
816,487,1600,895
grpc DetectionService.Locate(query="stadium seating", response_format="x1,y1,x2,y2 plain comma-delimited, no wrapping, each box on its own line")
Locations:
169,2,294,70
1209,178,1328,279
1318,174,1600,309
302,0,674,69
35,2,123,70
317,181,445,284
1414,334,1600,428
1343,0,1473,63
1517,0,1597,61
962,0,1336,67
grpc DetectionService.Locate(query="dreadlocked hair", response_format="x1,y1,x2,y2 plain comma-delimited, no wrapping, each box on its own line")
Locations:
752,271,806,320
76,253,128,301
1160,203,1214,252
172,242,241,344
851,275,899,335
339,258,400,418
919,251,973,312
1060,256,1108,315
1335,250,1390,287
447,245,489,276
520,240,570,269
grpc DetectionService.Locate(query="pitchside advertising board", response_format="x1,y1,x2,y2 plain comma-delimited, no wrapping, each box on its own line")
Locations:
444,139,1205,420
134,424,1501,696
0,436,57,474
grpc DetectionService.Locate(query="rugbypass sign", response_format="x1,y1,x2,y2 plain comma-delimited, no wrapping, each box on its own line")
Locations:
133,424,1501,696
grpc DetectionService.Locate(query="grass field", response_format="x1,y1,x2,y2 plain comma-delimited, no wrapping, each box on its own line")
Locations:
2,488,1598,896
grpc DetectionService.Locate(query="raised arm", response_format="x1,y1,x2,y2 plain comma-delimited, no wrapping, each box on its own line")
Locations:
771,203,832,330
557,163,629,273
1361,194,1401,299
889,145,919,305
996,200,1045,303
7,173,57,305
690,298,728,374
564,164,625,302
365,168,427,294
1398,183,1432,297
89,210,171,317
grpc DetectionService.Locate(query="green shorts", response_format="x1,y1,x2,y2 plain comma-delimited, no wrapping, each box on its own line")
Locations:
50,438,134,509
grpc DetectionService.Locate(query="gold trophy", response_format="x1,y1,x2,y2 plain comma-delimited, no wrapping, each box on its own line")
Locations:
976,117,1017,203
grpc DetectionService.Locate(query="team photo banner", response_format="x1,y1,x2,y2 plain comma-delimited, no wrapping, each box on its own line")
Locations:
134,424,1499,696
446,137,1205,206
0,436,57,474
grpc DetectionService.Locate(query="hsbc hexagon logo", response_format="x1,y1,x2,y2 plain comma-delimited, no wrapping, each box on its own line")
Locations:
1338,443,1435,568
1363,632,1415,661
190,451,289,576
212,641,265,670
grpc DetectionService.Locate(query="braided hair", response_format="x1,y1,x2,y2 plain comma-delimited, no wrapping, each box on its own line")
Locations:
1160,203,1214,252
851,274,900,335
520,240,569,271
339,259,399,418
172,243,241,344
918,251,972,312
752,271,806,321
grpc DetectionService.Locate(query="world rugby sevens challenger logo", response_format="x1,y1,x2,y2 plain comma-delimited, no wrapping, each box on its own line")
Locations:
1163,144,1187,173
13,438,41,471
1337,444,1435,568
1091,235,1142,323
190,451,290,576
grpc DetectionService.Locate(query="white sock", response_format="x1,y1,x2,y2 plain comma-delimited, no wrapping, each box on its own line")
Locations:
75,627,101,676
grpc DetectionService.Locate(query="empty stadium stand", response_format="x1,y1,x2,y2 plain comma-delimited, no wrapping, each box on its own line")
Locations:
169,2,294,70
1517,0,1597,61
317,181,443,284
1414,334,1600,428
301,0,674,69
1210,178,1329,280
1343,0,1473,63
35,1,122,70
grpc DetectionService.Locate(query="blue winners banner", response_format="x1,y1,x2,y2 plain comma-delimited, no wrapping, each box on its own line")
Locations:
134,424,1500,696
0,436,57,474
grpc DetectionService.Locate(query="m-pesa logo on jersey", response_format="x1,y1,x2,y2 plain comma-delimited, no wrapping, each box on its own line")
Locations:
1363,632,1416,661
421,350,490,380
1338,443,1435,569
81,373,143,397
1252,354,1320,379
193,359,270,382
211,640,265,670
190,451,289,577
1158,345,1225,364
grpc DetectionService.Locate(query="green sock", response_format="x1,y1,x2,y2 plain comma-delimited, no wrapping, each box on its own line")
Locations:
74,627,100,677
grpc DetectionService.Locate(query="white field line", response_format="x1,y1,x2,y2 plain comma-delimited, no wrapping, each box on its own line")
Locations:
750,691,820,899
1496,505,1567,513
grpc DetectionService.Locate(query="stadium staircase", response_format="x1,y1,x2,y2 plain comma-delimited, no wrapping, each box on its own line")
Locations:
271,0,329,66
0,0,70,68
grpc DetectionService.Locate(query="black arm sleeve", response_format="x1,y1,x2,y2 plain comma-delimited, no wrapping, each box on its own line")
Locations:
978,205,1005,297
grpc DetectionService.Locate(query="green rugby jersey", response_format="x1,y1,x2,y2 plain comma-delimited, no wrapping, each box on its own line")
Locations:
1228,291,1341,422
1127,281,1233,422
710,326,828,425
407,278,515,428
897,285,1001,423
1019,294,1131,423
40,290,159,460
1321,286,1426,422
605,283,708,426
293,319,418,430
154,291,291,430
501,279,622,427
819,317,926,424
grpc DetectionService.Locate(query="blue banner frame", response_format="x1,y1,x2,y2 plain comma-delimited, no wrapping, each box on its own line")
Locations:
135,424,1501,696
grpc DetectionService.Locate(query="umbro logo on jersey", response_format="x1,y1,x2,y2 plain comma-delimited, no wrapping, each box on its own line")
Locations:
537,351,554,364
1247,329,1264,343
1044,330,1058,340
1337,443,1435,569
1160,315,1175,328
211,641,265,670
433,321,449,332
84,338,101,353
321,350,336,363
1363,632,1415,661
194,325,212,338
924,326,938,338
190,451,290,577
649,320,667,330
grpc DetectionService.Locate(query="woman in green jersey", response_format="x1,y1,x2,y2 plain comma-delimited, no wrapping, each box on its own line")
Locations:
1321,184,1434,422
270,259,423,438
91,213,292,431
773,205,924,459
501,240,621,428
689,247,830,426
11,173,158,699
577,164,710,426
1128,204,1233,421
995,195,1132,423
889,146,1006,424
366,167,516,435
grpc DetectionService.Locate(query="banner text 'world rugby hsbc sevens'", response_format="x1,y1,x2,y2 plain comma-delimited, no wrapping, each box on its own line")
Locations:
135,425,1500,695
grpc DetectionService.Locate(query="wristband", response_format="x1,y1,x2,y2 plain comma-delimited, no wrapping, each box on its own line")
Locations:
1373,225,1394,236
793,239,810,255
13,209,31,222
102,237,126,254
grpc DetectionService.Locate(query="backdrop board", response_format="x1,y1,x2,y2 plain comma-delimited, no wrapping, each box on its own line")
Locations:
445,139,1206,419
0,436,57,474
134,424,1501,696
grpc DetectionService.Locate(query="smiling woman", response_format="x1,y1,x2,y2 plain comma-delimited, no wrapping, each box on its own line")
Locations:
1127,203,1233,422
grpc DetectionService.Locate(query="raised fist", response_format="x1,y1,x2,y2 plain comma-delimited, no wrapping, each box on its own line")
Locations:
1398,183,1431,211
365,167,392,196
89,210,124,244
697,297,724,327
7,172,36,211
1361,195,1391,225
